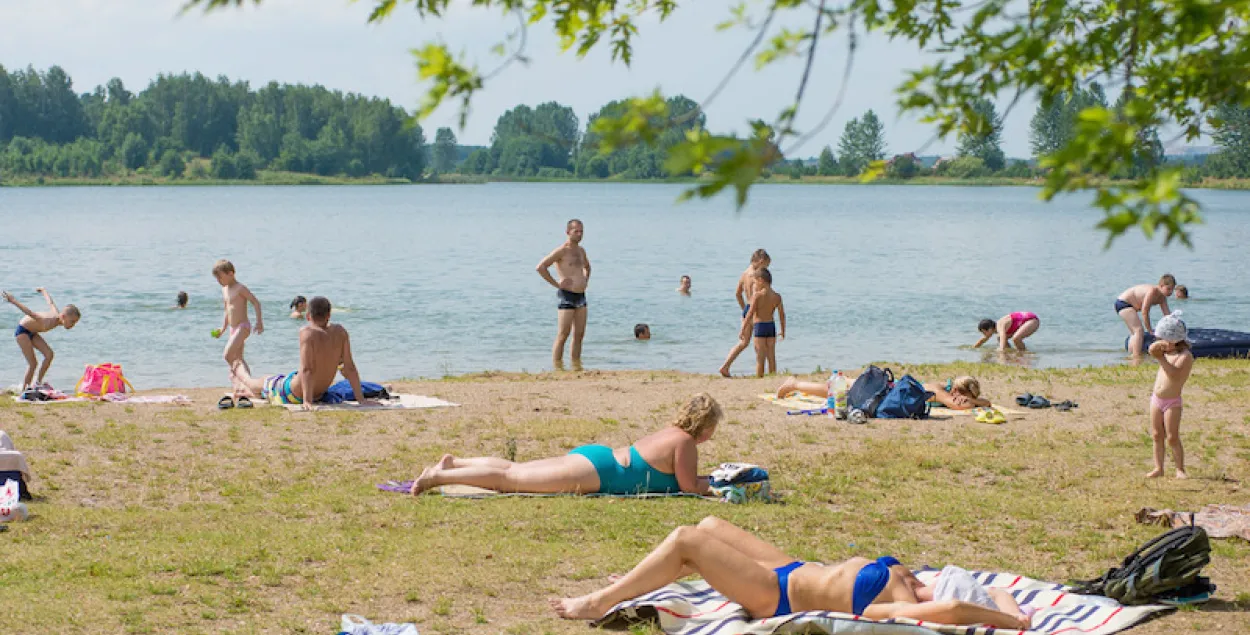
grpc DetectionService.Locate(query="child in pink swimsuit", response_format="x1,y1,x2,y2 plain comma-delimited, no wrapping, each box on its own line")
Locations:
973,312,1040,351
1146,312,1194,479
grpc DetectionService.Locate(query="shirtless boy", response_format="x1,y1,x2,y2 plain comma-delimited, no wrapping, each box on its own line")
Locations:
234,296,371,409
4,288,80,390
536,219,591,370
748,268,785,377
718,249,770,377
1116,274,1175,359
212,259,263,405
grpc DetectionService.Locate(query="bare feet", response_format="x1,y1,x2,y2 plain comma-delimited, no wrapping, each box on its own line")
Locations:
718,365,731,378
1145,468,1164,478
1176,469,1189,479
410,467,436,496
436,453,455,471
775,376,798,398
549,594,608,620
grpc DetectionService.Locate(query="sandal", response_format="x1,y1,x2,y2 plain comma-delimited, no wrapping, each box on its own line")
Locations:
1027,395,1051,409
217,395,235,410
236,396,253,409
1055,400,1079,412
1015,393,1034,406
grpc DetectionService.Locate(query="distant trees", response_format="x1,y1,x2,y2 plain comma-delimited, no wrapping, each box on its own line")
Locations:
817,146,838,176
956,99,1005,172
837,110,887,176
0,64,427,181
431,127,458,174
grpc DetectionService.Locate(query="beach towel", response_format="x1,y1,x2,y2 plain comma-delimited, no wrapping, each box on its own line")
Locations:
930,404,1025,417
284,394,459,412
591,568,1170,635
760,394,1024,417
1137,505,1250,542
339,614,419,635
377,482,716,500
102,394,191,405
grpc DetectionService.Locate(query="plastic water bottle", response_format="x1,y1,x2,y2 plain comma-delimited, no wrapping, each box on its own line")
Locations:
833,371,850,420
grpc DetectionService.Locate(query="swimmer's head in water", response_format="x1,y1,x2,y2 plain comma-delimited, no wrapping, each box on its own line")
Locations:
1159,273,1177,295
978,318,995,334
751,249,770,267
679,275,691,290
176,291,188,308
566,218,584,243
951,376,981,399
672,393,723,441
634,323,651,340
754,267,772,285
290,295,307,311
308,296,331,323
1175,285,1189,299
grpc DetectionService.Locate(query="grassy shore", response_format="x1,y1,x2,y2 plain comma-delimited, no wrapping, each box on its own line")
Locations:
0,170,411,187
2,362,1248,634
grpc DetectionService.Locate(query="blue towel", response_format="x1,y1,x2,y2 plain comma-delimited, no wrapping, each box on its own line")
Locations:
318,381,390,404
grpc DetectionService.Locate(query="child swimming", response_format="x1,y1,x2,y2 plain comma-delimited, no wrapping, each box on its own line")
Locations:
212,260,263,406
1175,285,1189,300
4,288,80,390
634,323,651,340
175,291,188,309
289,295,307,319
1145,312,1194,479
973,312,1040,351
747,268,785,377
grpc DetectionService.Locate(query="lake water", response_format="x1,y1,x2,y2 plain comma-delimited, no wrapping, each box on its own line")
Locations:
2,183,1248,390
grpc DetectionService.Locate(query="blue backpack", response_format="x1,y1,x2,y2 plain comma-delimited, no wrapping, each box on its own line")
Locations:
875,375,933,419
848,365,894,417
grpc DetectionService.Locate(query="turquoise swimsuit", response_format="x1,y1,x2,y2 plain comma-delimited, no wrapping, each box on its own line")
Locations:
568,445,681,494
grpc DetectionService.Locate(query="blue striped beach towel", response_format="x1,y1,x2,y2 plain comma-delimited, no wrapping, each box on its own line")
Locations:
591,568,1170,635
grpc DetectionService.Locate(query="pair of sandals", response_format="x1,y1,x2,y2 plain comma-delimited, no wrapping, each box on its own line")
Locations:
1015,393,1079,411
217,395,253,409
973,407,1007,424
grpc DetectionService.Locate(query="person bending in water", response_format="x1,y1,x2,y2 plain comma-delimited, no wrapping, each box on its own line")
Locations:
289,295,307,319
973,312,1039,351
719,249,770,377
409,393,721,496
233,296,371,409
4,288,80,390
774,375,990,410
1116,274,1175,359
537,219,591,370
748,268,785,377
677,275,692,295
550,516,1030,630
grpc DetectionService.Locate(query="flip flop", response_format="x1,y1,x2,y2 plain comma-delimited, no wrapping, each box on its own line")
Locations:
1055,400,1079,412
217,395,235,410
1015,393,1034,406
236,396,253,409
1027,395,1051,409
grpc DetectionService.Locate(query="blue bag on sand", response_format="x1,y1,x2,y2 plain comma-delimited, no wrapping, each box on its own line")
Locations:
319,381,390,404
847,365,894,417
875,374,933,419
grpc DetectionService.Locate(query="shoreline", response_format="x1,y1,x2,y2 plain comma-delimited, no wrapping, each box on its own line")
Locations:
6,172,1250,190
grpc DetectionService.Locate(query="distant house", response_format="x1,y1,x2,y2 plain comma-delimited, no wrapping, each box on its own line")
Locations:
931,155,955,170
886,152,918,168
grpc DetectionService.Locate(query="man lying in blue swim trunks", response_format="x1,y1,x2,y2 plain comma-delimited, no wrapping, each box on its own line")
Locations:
552,516,1031,630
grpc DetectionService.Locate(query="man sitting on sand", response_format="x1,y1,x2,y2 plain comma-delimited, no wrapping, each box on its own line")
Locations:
234,296,372,409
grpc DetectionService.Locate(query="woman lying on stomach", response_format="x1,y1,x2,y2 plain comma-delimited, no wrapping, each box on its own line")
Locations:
409,393,721,496
775,374,991,410
551,516,1030,630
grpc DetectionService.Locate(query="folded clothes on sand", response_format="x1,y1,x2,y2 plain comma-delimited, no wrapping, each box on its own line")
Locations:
592,568,1171,635
1137,505,1250,542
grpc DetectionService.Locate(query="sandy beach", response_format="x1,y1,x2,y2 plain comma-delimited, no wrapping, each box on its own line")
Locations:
2,362,1248,633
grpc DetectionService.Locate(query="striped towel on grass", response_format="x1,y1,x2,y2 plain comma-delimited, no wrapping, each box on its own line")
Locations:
592,568,1170,635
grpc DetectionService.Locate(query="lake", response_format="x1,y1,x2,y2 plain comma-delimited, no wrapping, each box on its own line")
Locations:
2,182,1248,389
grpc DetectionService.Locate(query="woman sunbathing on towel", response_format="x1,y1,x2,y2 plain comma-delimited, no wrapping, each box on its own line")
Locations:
774,375,991,410
551,516,1030,630
409,393,721,496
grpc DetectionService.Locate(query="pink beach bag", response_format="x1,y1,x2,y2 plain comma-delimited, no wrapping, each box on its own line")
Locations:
75,363,135,397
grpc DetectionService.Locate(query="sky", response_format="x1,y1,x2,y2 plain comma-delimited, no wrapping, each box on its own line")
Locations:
2,0,1052,158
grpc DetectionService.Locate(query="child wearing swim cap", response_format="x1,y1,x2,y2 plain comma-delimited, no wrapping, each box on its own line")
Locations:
1146,311,1193,479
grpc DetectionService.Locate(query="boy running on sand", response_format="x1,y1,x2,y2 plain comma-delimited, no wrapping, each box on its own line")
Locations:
211,260,263,404
747,268,784,377
1116,274,1175,358
718,249,770,377
1146,312,1194,479
4,288,80,390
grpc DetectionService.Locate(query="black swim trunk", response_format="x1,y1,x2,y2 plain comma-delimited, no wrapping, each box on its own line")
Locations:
753,321,777,338
1114,299,1134,314
558,289,587,310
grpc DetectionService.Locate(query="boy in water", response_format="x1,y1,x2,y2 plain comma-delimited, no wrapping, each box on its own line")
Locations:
4,288,80,390
1175,285,1189,300
1146,313,1194,479
677,276,692,295
1116,274,1175,359
211,260,263,404
718,249,770,377
748,268,785,377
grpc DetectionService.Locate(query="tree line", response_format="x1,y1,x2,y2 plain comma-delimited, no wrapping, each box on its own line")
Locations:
0,64,427,181
3,64,1250,183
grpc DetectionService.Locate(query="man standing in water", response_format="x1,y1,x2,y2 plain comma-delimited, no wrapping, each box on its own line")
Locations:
537,219,591,370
